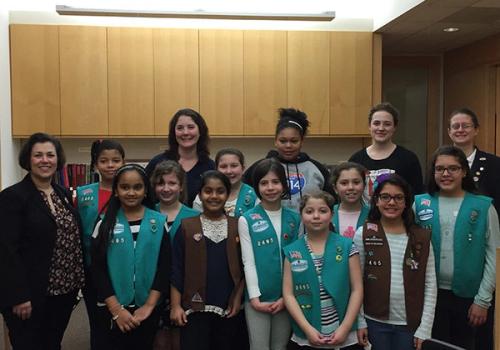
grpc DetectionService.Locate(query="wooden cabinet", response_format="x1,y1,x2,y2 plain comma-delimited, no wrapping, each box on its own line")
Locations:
10,25,60,136
288,31,330,135
243,31,287,136
199,30,244,135
108,27,154,136
153,29,199,135
330,32,373,136
59,26,108,136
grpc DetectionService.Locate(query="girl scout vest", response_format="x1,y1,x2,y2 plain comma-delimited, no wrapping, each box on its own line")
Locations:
107,208,166,307
181,216,243,311
234,183,258,217
414,192,491,298
155,203,199,243
77,182,100,266
284,233,354,338
242,205,300,302
332,204,369,235
362,221,431,331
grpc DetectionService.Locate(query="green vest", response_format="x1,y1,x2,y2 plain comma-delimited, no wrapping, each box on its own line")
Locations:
284,233,355,338
107,208,166,306
234,183,258,218
414,192,491,297
332,204,369,236
155,203,199,243
76,182,100,266
243,204,300,301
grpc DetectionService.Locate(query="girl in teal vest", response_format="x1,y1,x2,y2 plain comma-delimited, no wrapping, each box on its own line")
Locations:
239,158,300,350
283,191,363,349
194,148,258,217
330,162,370,238
415,146,499,349
150,160,199,242
91,164,170,350
76,139,125,350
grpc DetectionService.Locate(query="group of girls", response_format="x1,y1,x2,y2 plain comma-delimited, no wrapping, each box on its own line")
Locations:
4,104,497,350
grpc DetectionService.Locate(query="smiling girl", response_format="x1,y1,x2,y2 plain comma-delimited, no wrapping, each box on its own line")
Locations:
239,158,301,350
170,170,244,350
414,145,500,349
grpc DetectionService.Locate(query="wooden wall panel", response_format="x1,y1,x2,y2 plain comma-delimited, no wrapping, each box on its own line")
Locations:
60,26,108,135
199,30,244,135
154,29,199,135
243,31,287,136
330,32,372,136
108,28,154,136
287,31,330,135
10,25,60,136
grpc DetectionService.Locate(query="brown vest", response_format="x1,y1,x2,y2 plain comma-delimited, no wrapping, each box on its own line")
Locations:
181,216,243,311
362,221,431,331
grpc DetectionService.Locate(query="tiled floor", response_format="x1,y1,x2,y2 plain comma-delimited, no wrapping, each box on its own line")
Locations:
1,301,90,350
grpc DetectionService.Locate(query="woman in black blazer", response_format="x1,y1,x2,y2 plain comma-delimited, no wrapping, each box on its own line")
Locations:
0,133,85,350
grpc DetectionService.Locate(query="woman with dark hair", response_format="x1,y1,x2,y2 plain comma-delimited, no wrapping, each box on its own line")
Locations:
0,132,85,349
243,108,333,213
349,102,424,200
414,145,500,349
91,164,170,349
145,108,215,207
354,174,436,350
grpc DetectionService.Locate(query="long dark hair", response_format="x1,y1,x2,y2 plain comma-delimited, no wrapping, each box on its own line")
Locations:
330,161,367,203
368,174,415,232
165,108,210,161
18,132,66,171
426,145,476,195
90,139,125,182
95,164,155,257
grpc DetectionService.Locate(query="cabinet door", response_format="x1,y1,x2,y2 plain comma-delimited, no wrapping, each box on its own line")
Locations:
287,31,330,135
60,26,108,135
244,31,287,136
330,32,373,136
154,29,199,135
108,27,154,136
199,30,244,135
10,25,60,136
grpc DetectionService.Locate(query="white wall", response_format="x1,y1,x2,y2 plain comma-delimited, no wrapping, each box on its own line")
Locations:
373,0,425,31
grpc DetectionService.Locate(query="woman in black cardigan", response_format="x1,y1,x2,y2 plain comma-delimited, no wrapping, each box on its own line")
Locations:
0,133,84,350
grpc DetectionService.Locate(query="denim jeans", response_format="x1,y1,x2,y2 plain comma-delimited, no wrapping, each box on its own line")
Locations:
366,318,414,350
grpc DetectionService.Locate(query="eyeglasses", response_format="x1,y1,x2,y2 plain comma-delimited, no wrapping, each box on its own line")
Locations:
434,165,462,174
378,193,405,204
449,123,474,130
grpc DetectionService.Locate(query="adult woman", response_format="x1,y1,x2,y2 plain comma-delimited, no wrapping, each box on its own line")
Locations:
415,145,499,349
243,108,333,213
0,132,85,350
145,108,215,207
349,102,423,200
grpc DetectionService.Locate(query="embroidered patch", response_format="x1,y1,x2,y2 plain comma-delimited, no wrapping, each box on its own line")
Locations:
252,220,270,233
420,198,431,206
289,250,302,259
244,194,252,206
250,213,262,220
191,293,203,303
113,223,125,235
193,233,203,242
82,188,94,195
417,208,433,221
291,259,308,272
367,223,378,232
470,210,478,224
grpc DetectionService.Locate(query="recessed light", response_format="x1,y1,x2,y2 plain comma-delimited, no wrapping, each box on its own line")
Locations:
443,27,459,32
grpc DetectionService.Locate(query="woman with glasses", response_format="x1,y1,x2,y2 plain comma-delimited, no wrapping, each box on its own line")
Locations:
354,174,436,350
414,145,500,349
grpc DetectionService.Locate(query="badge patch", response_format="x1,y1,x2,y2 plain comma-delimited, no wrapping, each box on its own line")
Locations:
420,198,431,206
244,194,252,206
291,259,309,272
113,223,125,235
290,251,302,259
470,210,478,223
193,233,203,242
367,223,378,232
417,208,433,221
191,293,203,303
250,213,262,220
82,188,94,195
252,220,270,233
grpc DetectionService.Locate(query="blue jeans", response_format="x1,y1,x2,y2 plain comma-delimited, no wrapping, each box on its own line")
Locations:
366,318,414,350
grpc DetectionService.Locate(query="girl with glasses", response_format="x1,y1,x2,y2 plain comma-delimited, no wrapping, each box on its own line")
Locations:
354,174,437,350
414,145,500,349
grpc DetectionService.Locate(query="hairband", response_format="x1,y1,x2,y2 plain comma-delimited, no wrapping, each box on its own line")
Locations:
287,120,303,131
116,163,147,177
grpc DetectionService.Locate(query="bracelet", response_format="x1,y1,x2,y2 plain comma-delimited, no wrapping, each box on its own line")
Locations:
112,305,124,321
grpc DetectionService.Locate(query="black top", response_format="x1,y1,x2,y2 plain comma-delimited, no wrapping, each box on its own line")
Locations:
145,153,215,207
0,174,83,308
471,148,500,216
91,221,171,303
349,145,424,196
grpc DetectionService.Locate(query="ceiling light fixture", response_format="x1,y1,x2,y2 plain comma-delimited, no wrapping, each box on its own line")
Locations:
443,27,459,32
56,5,335,21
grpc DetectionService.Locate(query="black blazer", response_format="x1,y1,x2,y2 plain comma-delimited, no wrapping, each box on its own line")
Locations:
471,148,500,215
0,174,82,308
